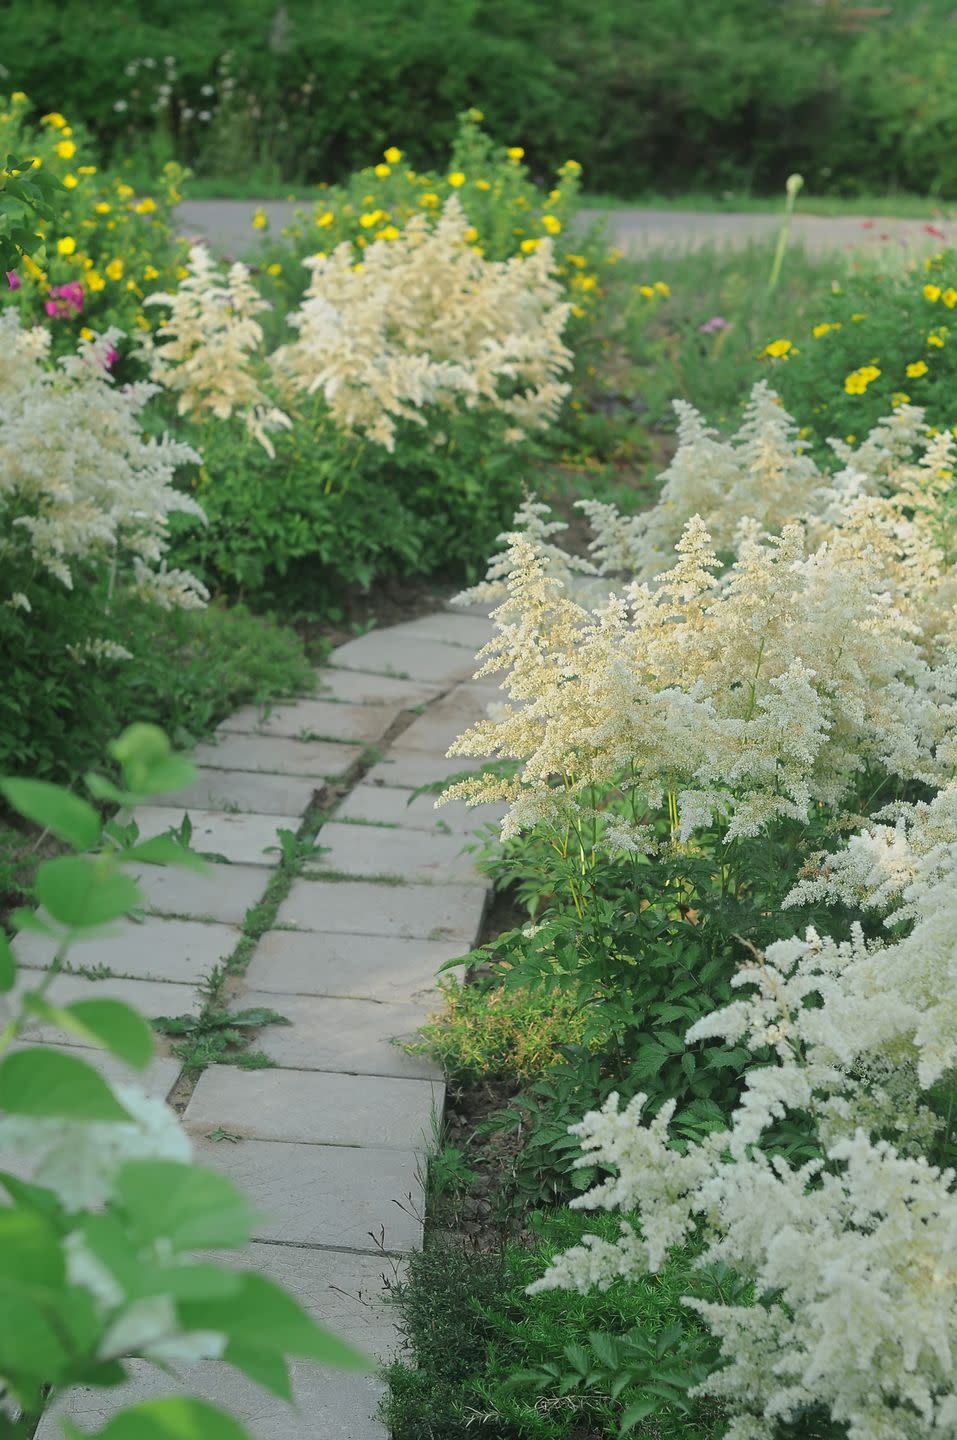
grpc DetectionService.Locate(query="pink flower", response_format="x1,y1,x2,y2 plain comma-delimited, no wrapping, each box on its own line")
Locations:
6,270,21,290
103,347,119,370
698,315,729,334
44,281,85,319
924,224,946,239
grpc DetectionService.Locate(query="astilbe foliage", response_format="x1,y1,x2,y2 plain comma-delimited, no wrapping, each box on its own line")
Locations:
272,196,573,451
0,309,207,627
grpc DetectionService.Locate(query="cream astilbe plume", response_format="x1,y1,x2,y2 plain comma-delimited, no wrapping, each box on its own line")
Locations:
145,244,291,456
272,196,573,451
0,311,207,621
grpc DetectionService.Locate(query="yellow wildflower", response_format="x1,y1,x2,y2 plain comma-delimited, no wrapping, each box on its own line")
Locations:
135,197,157,214
541,213,561,235
812,322,835,338
639,284,655,297
844,364,881,394
507,147,525,161
10,92,27,103
116,183,135,199
63,173,78,189
566,253,586,268
57,235,76,256
944,288,957,309
448,172,466,187
42,112,66,129
105,258,124,281
384,146,402,164
476,179,491,191
55,140,76,160
420,192,440,208
571,304,586,318
764,338,794,359
135,312,151,331
22,254,44,281
79,326,94,341
654,280,670,296
891,392,911,407
78,165,96,175
928,333,945,347
924,283,942,302
846,434,857,443
374,163,391,178
252,208,268,230
316,210,334,228
359,209,384,228
464,226,479,243
87,270,105,291
520,238,540,253
176,265,189,280
850,312,865,322
906,360,929,377
377,224,401,241
267,262,282,276
575,274,598,292
143,264,159,280
94,202,110,214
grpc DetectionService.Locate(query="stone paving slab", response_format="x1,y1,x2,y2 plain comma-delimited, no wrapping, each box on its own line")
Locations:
193,732,358,779
13,974,202,1044
305,821,479,885
243,930,463,1002
329,633,479,684
38,1358,389,1440
133,807,298,867
193,1135,426,1252
146,766,322,816
237,990,440,1080
127,861,271,925
382,613,495,650
336,781,501,836
185,1066,441,1149
221,698,400,744
277,877,487,944
317,667,442,707
364,746,491,791
6,1040,181,1102
13,916,240,985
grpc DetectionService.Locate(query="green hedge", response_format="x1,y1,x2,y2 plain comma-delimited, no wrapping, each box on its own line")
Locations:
4,0,957,197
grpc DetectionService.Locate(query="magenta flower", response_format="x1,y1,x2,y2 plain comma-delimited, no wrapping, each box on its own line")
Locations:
103,347,119,370
698,315,729,334
44,281,86,319
6,270,21,291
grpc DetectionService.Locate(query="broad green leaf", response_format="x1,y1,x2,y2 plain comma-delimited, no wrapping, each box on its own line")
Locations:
0,1293,71,1386
177,1273,369,1370
0,779,101,852
0,933,14,992
619,1397,658,1433
109,726,195,798
223,1341,292,1400
0,1171,66,1224
0,1210,64,1297
116,1162,255,1251
36,857,142,929
0,1049,131,1121
123,835,207,873
62,1397,252,1440
9,907,57,937
26,998,154,1069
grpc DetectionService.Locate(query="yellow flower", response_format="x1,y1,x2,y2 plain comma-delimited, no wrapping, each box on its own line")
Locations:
467,107,484,122
87,270,105,292
94,202,111,214
520,238,540,253
63,173,78,189
105,258,124,282
928,333,945,347
470,244,485,257
846,434,857,444
175,265,189,280
906,360,929,378
315,211,334,229
844,364,881,394
507,147,525,160
359,209,384,228
57,235,76,256
352,262,365,272
126,279,143,296
79,326,94,341
654,280,670,297
891,392,911,407
541,213,561,235
924,283,942,302
135,312,151,332
11,92,27,103
764,338,794,359
944,288,957,309
850,312,865,322
374,163,391,178
22,254,44,281
356,235,367,248
61,127,72,137
476,178,491,191
135,197,157,214
55,140,76,160
566,253,586,268
116,183,135,199
571,304,585,318
420,192,440,208
639,284,655,297
464,226,479,243
384,146,402,165
42,111,67,129
252,208,268,230
377,224,401,241
448,172,466,187
267,262,282,276
575,274,598,292
812,322,835,338
78,164,97,175
143,264,159,281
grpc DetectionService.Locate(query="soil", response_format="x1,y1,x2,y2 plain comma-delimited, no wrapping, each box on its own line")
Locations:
292,571,464,659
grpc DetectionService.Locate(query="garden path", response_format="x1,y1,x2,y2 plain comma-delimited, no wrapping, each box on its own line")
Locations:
19,606,499,1440
177,198,955,258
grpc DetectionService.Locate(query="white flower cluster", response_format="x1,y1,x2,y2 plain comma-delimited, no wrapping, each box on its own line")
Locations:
0,311,207,617
145,244,292,456
272,196,573,450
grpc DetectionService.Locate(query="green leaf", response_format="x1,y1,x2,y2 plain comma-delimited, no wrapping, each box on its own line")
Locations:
36,856,142,929
0,1049,131,1121
223,1341,292,1400
0,933,14,993
63,1398,252,1440
619,1397,659,1433
0,779,101,852
0,1209,65,1298
177,1273,370,1370
123,835,208,872
21,998,153,1069
116,1162,255,1251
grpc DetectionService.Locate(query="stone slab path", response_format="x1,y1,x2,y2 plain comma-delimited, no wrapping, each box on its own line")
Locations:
16,605,500,1440
177,197,955,259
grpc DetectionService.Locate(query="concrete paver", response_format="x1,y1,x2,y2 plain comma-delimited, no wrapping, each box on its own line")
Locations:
147,766,321,816
237,990,440,1080
305,821,480,884
336,781,501,835
193,733,359,780
126,861,271,924
242,929,462,1002
329,632,479,684
13,974,202,1044
14,916,240,985
6,1040,181,1102
363,745,492,790
316,667,442,707
221,698,400,744
133,807,299,867
185,1064,441,1148
277,877,487,944
194,1135,426,1251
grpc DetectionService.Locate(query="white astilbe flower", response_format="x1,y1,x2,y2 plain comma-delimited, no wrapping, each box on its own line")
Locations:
145,244,291,455
0,311,207,616
272,196,573,451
